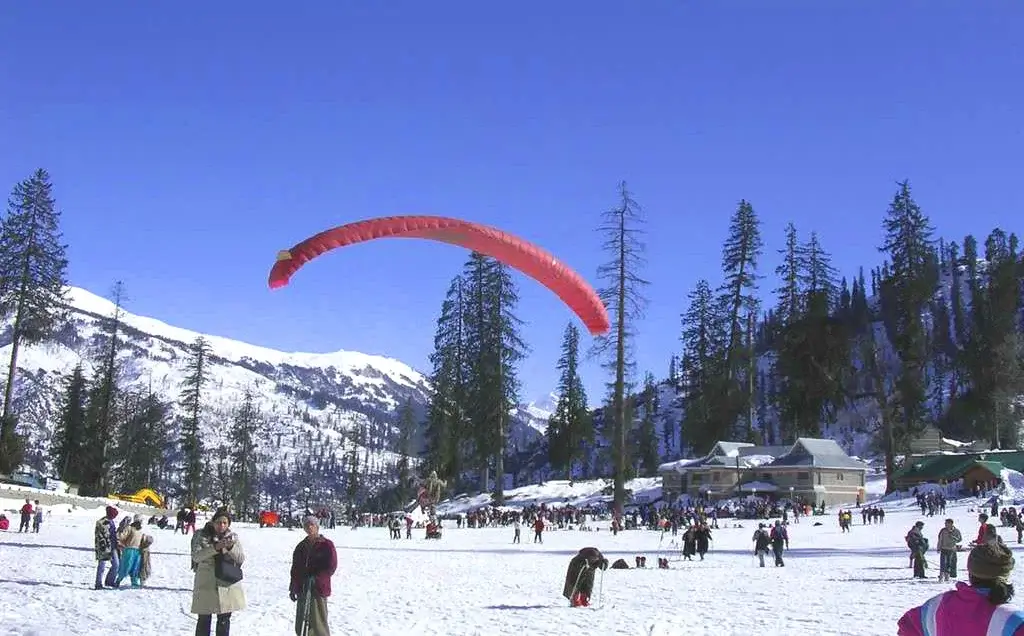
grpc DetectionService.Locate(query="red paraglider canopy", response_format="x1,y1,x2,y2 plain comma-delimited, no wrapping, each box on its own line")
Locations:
268,215,610,336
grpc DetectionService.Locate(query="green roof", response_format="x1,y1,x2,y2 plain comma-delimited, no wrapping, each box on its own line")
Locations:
971,460,1005,477
894,451,1024,484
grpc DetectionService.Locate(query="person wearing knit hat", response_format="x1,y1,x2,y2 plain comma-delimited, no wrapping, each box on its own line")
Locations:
190,505,246,635
898,541,1024,635
93,506,120,589
289,514,337,635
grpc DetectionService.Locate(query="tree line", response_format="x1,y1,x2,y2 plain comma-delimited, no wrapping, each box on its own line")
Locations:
422,179,1023,502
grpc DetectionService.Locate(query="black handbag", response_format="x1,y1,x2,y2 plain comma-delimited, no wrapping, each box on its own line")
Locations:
214,552,244,585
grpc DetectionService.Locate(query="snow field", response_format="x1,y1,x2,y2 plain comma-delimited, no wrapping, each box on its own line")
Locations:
2,499,1020,635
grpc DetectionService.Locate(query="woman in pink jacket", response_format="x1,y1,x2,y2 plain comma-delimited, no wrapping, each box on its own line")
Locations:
898,541,1024,635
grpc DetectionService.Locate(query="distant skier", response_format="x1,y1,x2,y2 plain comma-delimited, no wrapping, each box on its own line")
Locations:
562,547,609,607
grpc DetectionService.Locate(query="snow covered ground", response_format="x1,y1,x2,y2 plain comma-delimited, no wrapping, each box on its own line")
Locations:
1,494,1019,636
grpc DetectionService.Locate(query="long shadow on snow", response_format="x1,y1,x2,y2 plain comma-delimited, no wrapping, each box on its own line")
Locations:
484,605,554,611
0,578,80,589
0,541,184,557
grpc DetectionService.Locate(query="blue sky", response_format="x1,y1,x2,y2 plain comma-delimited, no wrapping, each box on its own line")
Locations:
1,2,1021,405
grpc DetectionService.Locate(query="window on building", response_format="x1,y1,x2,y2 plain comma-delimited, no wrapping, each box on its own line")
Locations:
692,473,703,484
837,472,844,481
797,472,810,481
712,472,720,483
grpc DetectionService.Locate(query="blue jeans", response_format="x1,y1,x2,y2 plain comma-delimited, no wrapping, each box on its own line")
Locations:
95,551,120,588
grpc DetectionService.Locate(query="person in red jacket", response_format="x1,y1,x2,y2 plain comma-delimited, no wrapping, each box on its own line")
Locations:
19,499,33,533
289,516,338,636
533,517,545,544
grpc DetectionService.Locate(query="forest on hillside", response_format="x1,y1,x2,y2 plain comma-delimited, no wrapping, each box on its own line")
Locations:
422,180,1023,505
0,169,422,518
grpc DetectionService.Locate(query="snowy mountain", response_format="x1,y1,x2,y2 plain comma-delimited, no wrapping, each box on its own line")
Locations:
1,286,544,484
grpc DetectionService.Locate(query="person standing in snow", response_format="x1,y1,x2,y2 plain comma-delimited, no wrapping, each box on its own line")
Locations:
191,508,246,636
752,523,771,567
94,505,120,589
562,547,609,607
936,518,963,582
512,519,521,544
906,521,929,579
898,541,1024,635
115,515,145,588
769,520,789,567
31,500,43,532
18,499,32,532
289,515,338,636
533,516,544,543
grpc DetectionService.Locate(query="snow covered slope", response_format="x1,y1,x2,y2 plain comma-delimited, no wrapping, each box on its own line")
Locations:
0,286,539,483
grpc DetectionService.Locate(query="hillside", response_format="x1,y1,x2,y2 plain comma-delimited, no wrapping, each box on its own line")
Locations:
1,286,546,501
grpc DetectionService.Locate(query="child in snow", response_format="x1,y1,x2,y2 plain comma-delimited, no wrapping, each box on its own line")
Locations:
898,541,1024,635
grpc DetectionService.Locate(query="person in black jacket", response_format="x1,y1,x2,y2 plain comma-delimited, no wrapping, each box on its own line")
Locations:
562,547,609,607
906,521,928,579
289,516,338,636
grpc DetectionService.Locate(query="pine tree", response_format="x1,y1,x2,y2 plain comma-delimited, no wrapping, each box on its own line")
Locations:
461,253,526,503
179,335,212,505
592,181,649,516
718,199,763,440
423,275,468,483
680,279,726,453
230,389,264,518
636,372,660,476
113,389,171,492
878,180,937,451
393,397,417,505
78,282,127,495
51,364,88,483
545,323,592,477
774,222,801,326
0,169,70,471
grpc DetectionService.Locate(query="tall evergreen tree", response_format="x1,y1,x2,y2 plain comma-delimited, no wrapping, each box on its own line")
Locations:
113,389,171,492
592,181,649,516
423,275,467,483
179,335,212,505
461,253,526,503
393,397,417,505
78,282,127,495
0,169,69,471
680,279,726,453
51,364,88,483
636,372,660,476
878,180,937,487
230,389,264,518
545,323,592,477
718,199,763,440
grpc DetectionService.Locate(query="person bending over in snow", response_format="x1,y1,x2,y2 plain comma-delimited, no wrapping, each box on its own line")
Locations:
562,547,609,607
898,541,1024,635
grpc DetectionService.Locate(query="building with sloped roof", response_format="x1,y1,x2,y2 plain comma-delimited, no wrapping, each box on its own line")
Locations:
658,438,869,506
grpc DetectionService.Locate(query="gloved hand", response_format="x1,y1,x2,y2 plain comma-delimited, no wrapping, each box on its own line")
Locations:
599,558,609,570
289,591,298,602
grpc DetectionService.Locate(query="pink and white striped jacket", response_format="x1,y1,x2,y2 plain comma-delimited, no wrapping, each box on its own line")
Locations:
898,582,1024,636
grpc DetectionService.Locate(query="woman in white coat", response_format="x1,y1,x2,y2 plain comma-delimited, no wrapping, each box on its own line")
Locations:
191,508,246,636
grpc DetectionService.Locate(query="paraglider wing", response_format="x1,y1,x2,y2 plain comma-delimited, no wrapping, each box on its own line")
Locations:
268,215,610,335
